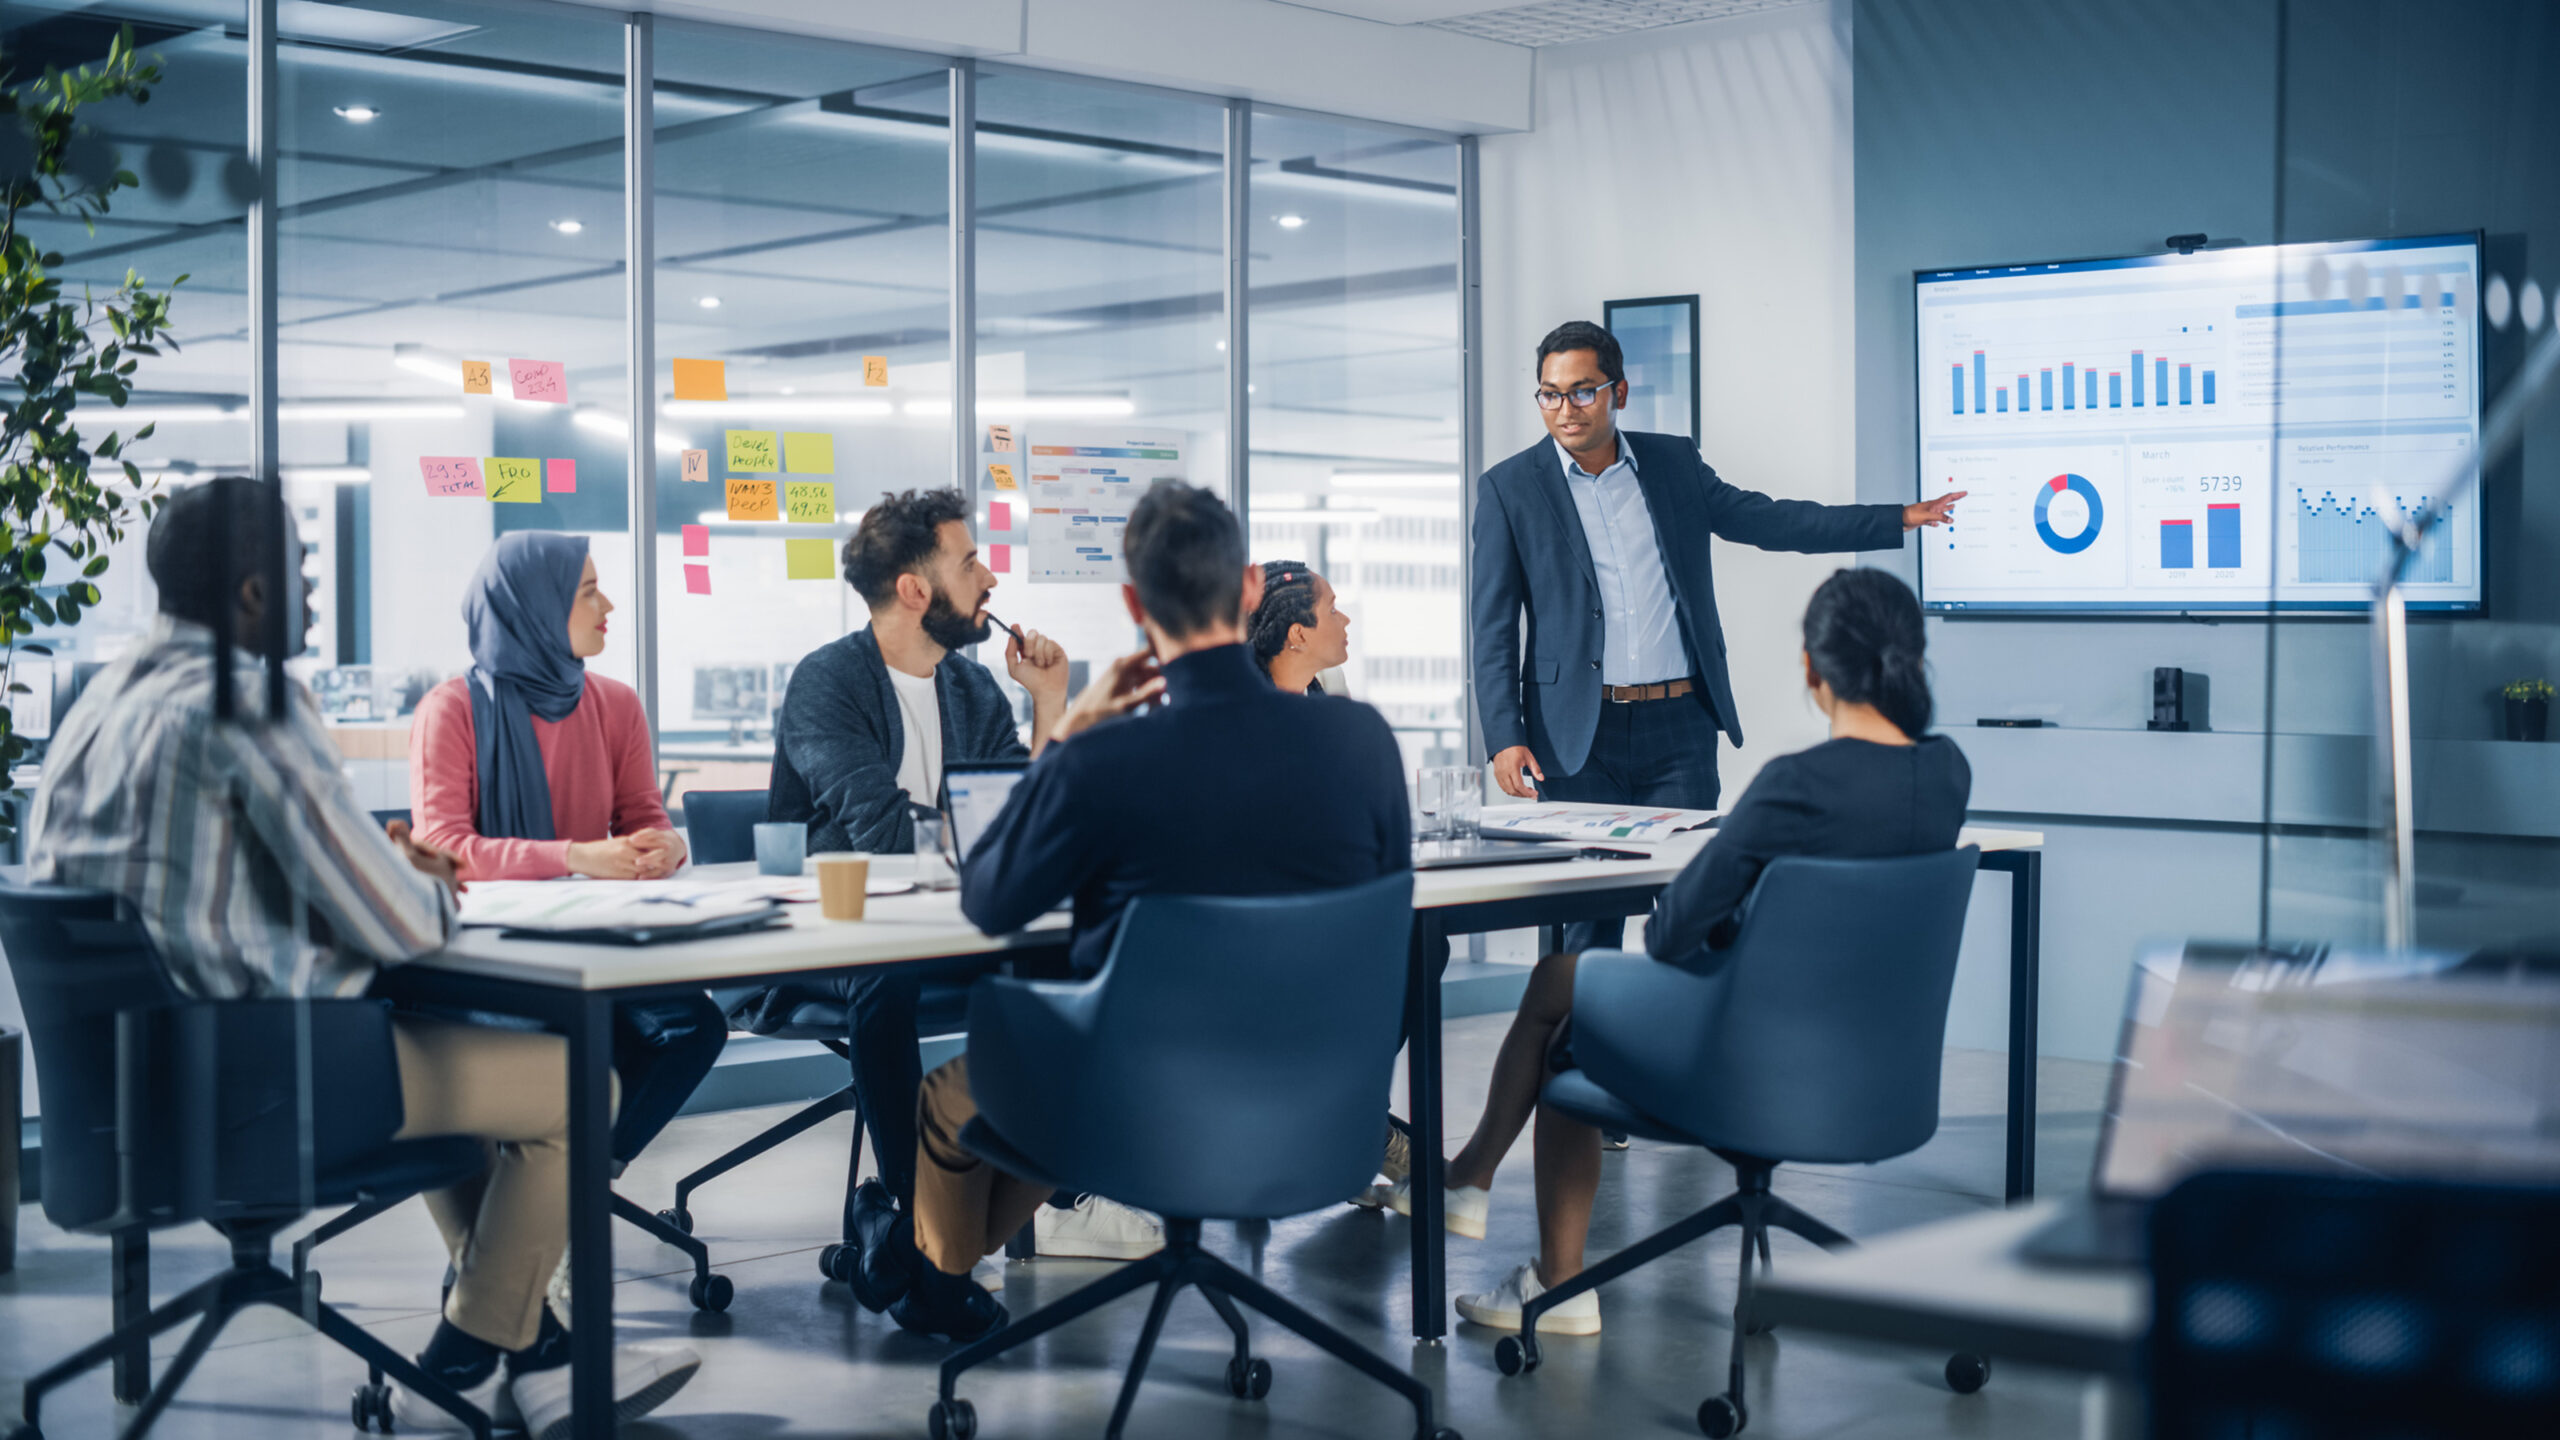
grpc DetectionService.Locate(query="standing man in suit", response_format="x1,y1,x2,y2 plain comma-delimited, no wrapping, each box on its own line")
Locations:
1472,320,1962,947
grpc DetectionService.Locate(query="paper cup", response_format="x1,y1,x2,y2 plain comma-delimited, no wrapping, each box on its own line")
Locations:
814,852,872,921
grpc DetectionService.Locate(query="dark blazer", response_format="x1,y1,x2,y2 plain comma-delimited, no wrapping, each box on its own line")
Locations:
767,627,1027,854
960,644,1411,977
1471,430,1905,777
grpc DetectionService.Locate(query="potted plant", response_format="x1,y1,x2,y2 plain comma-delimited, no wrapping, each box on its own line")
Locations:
1,28,183,844
2506,678,2553,743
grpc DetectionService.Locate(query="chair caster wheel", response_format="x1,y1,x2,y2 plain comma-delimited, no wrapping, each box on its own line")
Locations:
1945,1352,1991,1393
689,1272,734,1312
11,1423,46,1440
351,1381,393,1432
1601,1131,1630,1151
1225,1355,1273,1399
1425,1429,1463,1440
1698,1394,1747,1437
658,1207,692,1235
927,1396,978,1440
820,1243,861,1283
1494,1333,1541,1375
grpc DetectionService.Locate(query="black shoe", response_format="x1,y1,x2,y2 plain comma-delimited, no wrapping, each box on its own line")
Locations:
889,1260,1009,1344
853,1209,920,1314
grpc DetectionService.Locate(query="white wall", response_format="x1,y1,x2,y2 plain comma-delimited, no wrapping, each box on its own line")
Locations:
1479,0,1857,801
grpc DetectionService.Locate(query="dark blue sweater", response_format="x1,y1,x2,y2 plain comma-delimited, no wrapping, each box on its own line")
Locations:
767,627,1027,854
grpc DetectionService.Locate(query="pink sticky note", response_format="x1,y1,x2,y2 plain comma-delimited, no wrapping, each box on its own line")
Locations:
420,456,484,497
990,501,1011,531
507,358,567,403
681,524,709,557
683,563,711,596
989,543,1011,574
546,457,577,493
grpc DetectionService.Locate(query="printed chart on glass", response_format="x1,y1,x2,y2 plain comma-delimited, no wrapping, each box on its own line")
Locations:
1020,428,1194,583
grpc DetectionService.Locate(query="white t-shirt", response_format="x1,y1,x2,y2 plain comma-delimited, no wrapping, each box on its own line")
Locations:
888,666,944,808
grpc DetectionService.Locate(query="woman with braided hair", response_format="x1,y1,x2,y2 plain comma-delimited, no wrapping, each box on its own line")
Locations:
1247,559,1351,695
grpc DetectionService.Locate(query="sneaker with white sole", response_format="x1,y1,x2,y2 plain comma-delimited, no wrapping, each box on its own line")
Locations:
972,1255,1005,1293
1456,1258,1602,1336
507,1344,702,1440
386,1367,508,1434
1035,1195,1165,1260
1351,1127,1414,1208
1384,1178,1490,1240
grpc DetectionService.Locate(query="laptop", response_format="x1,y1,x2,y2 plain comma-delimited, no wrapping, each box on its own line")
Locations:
2023,939,2552,1268
940,759,1029,863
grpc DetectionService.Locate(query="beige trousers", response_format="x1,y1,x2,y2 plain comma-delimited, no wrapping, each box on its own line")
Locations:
913,1056,1051,1276
392,1017,615,1352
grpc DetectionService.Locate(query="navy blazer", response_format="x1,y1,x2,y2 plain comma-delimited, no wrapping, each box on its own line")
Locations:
1471,430,1905,776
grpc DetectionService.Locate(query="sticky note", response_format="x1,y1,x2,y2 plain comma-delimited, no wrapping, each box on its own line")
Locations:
487,458,542,503
680,448,709,483
990,500,1011,531
545,457,576,493
785,480,835,524
681,523,709,557
786,538,836,580
726,429,779,473
420,456,484,497
987,423,1014,453
725,478,779,521
507,359,567,404
460,360,492,395
672,357,727,402
988,464,1016,491
989,543,1011,574
683,564,711,596
783,431,835,474
862,355,888,387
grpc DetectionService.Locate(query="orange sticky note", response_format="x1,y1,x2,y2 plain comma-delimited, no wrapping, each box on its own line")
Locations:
684,563,711,596
862,355,888,387
671,358,727,402
507,359,567,404
988,464,1016,491
681,524,709,557
420,456,483,497
989,543,1010,574
460,360,492,395
545,457,576,493
680,448,709,483
989,500,1011,530
725,478,779,521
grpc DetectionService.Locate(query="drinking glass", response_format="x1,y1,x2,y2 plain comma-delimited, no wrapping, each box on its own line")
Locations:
1438,765,1484,839
1414,769,1450,841
913,813,956,891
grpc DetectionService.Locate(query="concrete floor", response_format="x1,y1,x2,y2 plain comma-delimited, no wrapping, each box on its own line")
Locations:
2,1017,2108,1439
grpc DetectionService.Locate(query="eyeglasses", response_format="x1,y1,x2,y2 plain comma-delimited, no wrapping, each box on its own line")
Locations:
1534,383,1615,411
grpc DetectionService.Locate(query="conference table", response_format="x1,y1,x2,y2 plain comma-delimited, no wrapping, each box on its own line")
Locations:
389,824,2042,1437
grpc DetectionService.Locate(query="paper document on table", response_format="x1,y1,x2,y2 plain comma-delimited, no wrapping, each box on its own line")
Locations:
458,879,785,933
1478,802,1720,843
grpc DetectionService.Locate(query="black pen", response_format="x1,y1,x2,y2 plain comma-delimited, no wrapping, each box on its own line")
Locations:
983,608,1026,647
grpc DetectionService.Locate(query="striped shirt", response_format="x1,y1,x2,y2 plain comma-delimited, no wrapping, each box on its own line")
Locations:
28,615,455,999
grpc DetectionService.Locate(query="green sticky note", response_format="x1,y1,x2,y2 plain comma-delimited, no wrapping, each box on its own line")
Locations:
487,457,541,503
784,480,835,523
725,429,779,473
783,431,835,474
785,537,836,580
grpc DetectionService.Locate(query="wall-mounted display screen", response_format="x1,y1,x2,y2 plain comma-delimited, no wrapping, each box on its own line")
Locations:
1914,233,2482,612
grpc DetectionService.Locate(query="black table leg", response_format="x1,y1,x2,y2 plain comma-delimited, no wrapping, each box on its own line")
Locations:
111,1227,148,1402
566,992,616,1439
1996,850,2042,1202
1407,913,1447,1341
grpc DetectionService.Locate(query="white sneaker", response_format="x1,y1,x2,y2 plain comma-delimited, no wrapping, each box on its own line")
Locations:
507,1344,702,1440
1385,1179,1490,1240
972,1255,1006,1293
386,1367,507,1434
1036,1195,1166,1260
1457,1258,1601,1336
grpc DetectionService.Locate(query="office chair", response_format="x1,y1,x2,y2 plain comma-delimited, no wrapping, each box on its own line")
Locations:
927,875,1458,1440
676,788,765,868
0,884,493,1440
2149,1170,2560,1438
1497,850,1986,1438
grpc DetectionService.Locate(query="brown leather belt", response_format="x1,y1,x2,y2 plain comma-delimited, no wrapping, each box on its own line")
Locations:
1602,678,1696,703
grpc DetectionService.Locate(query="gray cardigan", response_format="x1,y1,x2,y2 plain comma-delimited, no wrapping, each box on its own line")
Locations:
766,627,1028,855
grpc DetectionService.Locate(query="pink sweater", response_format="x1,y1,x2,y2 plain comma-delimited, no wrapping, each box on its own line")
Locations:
409,674,672,880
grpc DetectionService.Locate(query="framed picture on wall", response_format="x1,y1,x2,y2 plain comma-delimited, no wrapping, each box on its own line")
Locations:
1603,294,1700,445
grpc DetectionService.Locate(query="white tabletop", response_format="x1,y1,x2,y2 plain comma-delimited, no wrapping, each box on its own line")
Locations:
414,827,2043,992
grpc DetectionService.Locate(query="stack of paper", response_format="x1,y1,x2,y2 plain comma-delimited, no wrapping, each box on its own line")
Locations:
1479,802,1720,843
458,879,784,934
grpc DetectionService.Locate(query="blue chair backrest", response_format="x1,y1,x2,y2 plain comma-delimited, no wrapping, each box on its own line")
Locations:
1576,848,1978,1164
683,789,769,865
969,872,1416,1221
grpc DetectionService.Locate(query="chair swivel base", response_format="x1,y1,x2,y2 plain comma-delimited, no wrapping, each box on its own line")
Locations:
11,1221,493,1440
928,1217,1459,1440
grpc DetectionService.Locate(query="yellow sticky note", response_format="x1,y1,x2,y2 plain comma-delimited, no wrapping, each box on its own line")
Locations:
680,448,709,483
862,355,888,387
461,360,492,395
725,430,778,473
786,537,836,580
672,357,727,402
783,431,835,475
487,457,541,503
784,480,835,523
725,478,779,521
987,463,1017,491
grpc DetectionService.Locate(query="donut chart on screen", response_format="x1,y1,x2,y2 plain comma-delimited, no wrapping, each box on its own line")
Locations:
2033,473,2103,554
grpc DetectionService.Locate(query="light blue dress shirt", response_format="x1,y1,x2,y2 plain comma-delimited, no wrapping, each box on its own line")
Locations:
1555,436,1689,685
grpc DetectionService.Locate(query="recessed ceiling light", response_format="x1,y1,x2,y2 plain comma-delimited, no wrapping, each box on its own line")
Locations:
698,296,721,309
549,218,583,235
1276,214,1306,229
779,386,796,395
333,105,380,123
